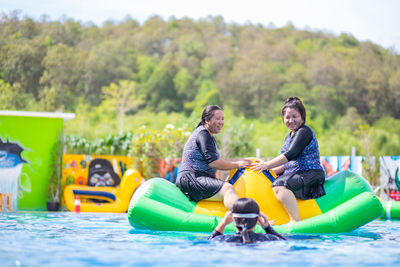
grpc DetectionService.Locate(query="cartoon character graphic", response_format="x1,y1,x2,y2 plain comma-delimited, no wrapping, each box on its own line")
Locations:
0,138,28,211
87,158,120,187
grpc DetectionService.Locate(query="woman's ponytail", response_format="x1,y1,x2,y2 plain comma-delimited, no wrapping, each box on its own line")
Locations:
241,228,251,244
232,198,260,244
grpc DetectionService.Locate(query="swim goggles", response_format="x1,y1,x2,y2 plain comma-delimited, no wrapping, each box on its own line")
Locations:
232,213,259,218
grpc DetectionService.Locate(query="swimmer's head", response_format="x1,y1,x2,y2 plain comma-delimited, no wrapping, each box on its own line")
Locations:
232,198,260,232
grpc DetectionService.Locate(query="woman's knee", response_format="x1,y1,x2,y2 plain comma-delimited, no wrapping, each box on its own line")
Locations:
273,186,295,201
273,186,284,196
220,183,236,196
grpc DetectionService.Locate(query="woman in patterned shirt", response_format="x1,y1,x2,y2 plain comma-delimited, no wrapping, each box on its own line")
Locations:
251,97,326,223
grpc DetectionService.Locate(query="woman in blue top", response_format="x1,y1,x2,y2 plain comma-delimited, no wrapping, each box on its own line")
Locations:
176,105,251,210
251,97,325,223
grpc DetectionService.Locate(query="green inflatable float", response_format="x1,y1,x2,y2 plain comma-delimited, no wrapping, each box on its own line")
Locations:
380,200,400,220
128,170,383,234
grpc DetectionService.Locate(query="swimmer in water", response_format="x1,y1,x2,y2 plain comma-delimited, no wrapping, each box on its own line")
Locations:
208,198,286,243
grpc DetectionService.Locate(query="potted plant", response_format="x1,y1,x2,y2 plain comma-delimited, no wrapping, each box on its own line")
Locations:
46,134,63,211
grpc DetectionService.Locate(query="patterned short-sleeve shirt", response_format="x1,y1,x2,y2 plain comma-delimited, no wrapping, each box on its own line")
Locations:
281,125,323,175
178,125,220,177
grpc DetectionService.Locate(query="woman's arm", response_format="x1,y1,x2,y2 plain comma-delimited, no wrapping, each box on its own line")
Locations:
283,126,313,161
258,212,286,240
197,130,251,170
209,158,251,170
271,165,285,175
251,126,313,172
251,154,288,172
209,211,233,239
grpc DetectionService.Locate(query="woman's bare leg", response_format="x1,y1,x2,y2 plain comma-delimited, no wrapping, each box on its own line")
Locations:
216,183,239,210
273,186,300,222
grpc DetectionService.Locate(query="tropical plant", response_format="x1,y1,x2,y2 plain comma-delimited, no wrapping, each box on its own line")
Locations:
63,132,134,155
46,133,63,207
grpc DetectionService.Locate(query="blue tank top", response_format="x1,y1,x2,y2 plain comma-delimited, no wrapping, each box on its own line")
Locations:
281,125,322,175
178,125,221,177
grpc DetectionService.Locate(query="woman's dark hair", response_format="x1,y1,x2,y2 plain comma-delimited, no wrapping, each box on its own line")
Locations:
196,105,223,128
281,96,306,124
232,198,260,244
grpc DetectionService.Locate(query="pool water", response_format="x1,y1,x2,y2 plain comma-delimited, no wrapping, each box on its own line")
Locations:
1,212,399,266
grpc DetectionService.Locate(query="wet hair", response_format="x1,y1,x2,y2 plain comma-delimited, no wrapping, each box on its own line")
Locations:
281,96,306,124
232,198,260,244
196,105,223,128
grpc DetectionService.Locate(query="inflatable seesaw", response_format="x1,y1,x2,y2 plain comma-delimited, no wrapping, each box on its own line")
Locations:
64,168,144,212
127,168,384,234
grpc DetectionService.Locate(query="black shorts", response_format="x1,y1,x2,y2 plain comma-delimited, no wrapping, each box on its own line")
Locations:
176,171,225,202
272,169,326,200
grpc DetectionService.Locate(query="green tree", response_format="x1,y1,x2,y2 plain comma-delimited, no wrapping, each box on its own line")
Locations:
84,40,137,104
173,67,195,112
130,15,169,57
354,124,380,186
333,107,366,134
102,80,143,132
19,18,40,39
0,80,31,109
308,85,345,126
365,70,389,122
0,38,47,98
185,79,222,114
144,64,181,112
39,43,83,111
41,19,82,46
389,68,400,118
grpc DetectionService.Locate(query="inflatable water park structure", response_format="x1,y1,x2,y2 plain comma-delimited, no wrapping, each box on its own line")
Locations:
1,110,400,233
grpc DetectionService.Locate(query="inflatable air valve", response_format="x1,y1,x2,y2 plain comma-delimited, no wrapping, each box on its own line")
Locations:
74,196,81,213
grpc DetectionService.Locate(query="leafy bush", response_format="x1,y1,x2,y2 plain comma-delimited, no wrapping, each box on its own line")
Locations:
129,125,191,179
64,132,133,155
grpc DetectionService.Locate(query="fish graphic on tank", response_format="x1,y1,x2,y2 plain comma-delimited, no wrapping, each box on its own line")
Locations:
0,138,28,211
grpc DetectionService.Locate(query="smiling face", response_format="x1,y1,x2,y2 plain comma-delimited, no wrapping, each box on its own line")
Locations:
205,110,225,135
283,107,304,133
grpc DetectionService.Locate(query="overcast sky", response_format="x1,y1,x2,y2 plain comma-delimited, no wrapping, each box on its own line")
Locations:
1,0,399,52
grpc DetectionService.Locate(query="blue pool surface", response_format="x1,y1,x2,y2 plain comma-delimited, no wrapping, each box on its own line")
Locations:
0,212,399,266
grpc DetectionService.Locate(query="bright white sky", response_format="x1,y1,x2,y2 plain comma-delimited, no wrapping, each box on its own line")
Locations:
1,0,400,52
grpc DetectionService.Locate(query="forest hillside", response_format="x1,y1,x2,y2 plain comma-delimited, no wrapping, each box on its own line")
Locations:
1,11,400,159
